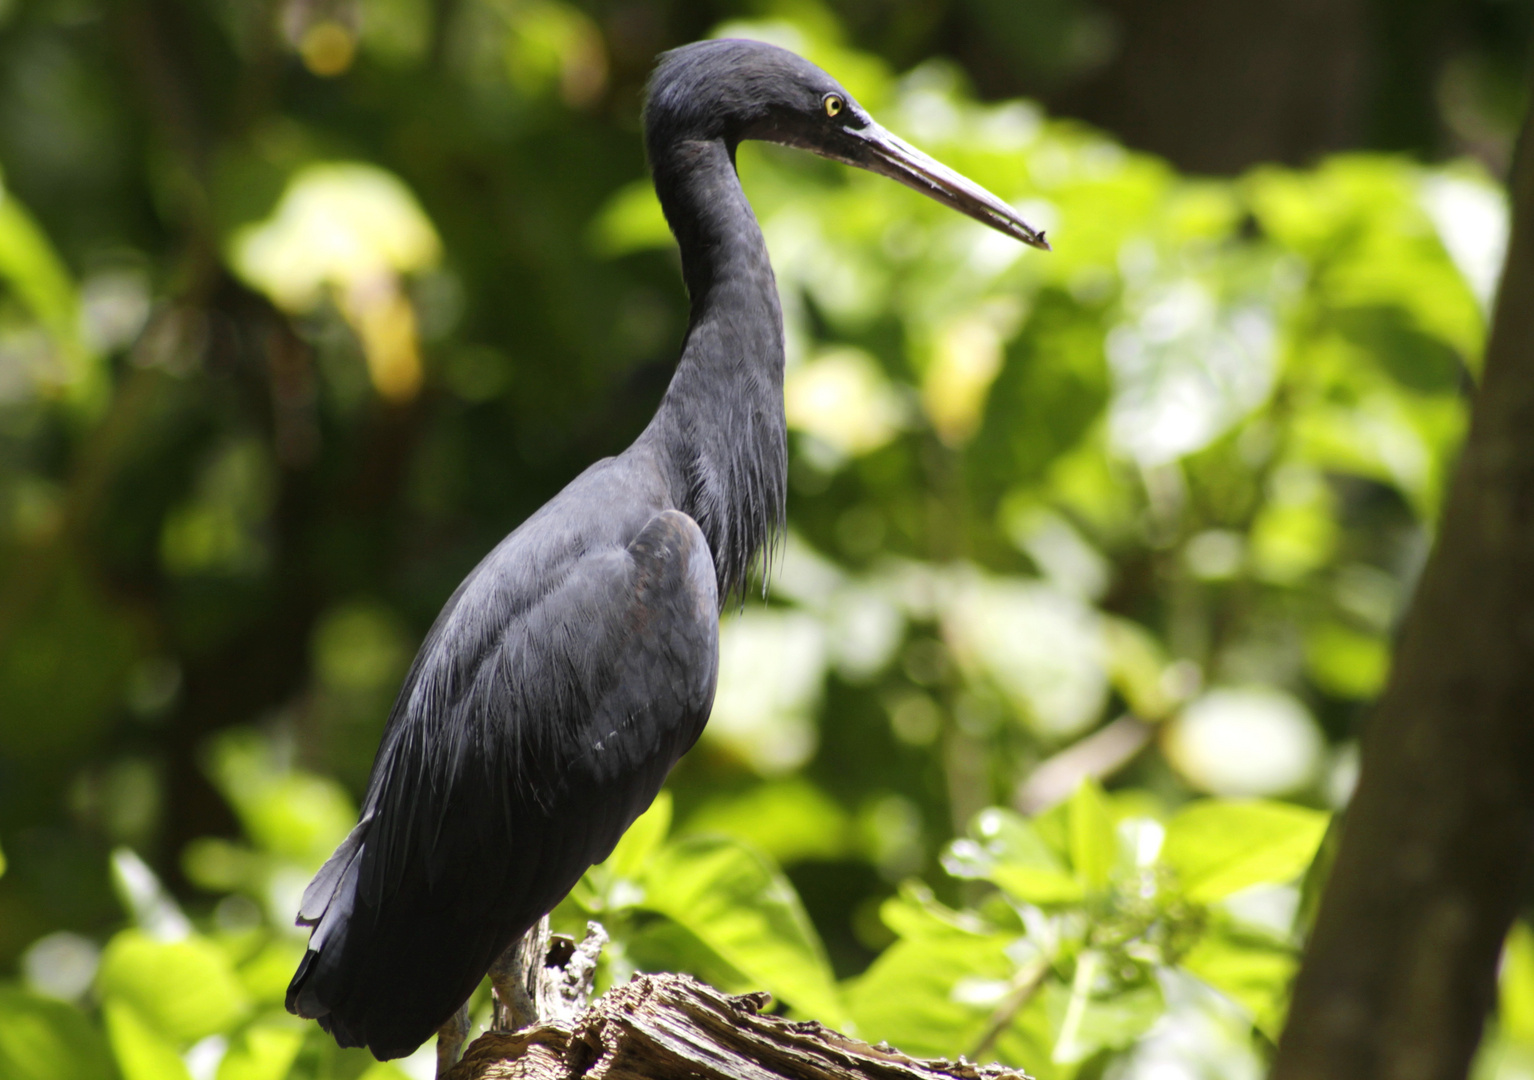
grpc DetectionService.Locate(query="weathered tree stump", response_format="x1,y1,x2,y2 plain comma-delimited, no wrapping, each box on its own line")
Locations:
451,923,1031,1080
450,972,1030,1080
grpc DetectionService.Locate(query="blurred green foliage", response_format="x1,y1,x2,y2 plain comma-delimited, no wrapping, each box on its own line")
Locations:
0,0,1530,1078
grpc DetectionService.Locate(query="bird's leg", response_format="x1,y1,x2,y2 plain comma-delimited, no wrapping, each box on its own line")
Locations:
435,1002,470,1079
489,916,550,1031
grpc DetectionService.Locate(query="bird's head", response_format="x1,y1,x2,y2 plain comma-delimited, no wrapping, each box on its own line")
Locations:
645,38,1050,250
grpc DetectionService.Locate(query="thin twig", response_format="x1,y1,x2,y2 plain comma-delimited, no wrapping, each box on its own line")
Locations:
1012,715,1155,815
969,955,1051,1062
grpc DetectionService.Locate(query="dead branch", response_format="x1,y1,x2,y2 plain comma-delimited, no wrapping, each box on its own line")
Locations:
450,970,1031,1080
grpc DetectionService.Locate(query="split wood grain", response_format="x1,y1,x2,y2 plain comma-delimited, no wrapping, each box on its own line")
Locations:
449,972,1033,1080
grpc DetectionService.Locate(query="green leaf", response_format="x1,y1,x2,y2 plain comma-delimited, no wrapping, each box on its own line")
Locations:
1103,618,1177,720
205,730,357,866
1067,780,1116,892
215,1020,305,1080
588,178,672,257
604,789,672,882
992,865,1086,906
236,937,308,1007
944,808,1082,904
1304,621,1390,699
1033,798,1074,865
1163,800,1329,901
240,776,356,867
0,181,94,398
683,779,850,862
846,923,1016,1059
990,979,1076,1080
98,929,251,1044
182,838,264,894
638,834,844,1026
0,986,114,1080
1180,923,1297,1040
1500,922,1534,1044
623,914,751,995
1048,956,1163,1065
878,881,999,941
104,1000,192,1080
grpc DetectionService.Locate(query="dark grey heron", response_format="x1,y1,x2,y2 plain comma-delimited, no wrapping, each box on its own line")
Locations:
285,36,1047,1071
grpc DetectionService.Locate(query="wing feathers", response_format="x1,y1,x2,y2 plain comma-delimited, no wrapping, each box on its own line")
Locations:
287,504,719,1060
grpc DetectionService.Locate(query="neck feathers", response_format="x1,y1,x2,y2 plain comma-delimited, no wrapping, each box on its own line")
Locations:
646,137,787,603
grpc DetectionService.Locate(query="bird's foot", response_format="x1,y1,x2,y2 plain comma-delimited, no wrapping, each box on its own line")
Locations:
490,916,549,1032
490,918,608,1032
435,1002,470,1079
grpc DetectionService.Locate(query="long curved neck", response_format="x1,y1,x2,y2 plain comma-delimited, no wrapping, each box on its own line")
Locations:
642,136,787,603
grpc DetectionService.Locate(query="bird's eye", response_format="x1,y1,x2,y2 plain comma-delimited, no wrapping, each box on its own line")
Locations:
823,95,844,118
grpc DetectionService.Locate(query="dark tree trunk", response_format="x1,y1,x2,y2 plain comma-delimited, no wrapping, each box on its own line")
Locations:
1270,95,1534,1080
940,0,1470,174
1053,0,1373,174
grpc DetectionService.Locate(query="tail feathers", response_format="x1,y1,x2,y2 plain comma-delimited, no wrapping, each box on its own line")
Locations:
298,816,370,925
287,820,368,1045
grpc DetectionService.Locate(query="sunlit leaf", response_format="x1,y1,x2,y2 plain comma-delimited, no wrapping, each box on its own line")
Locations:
1067,779,1115,892
623,915,751,996
228,163,440,312
110,848,192,942
1050,952,1162,1064
1162,800,1329,901
502,0,606,107
236,937,308,1007
205,731,356,867
357,1062,417,1080
638,835,844,1025
1500,922,1534,1045
1249,475,1338,583
683,778,851,862
182,838,263,894
1179,922,1297,1040
1304,621,1390,699
847,922,1016,1059
785,347,908,459
589,179,672,257
990,988,1075,1080
878,881,999,941
98,929,251,1044
1103,618,1178,720
0,178,95,398
944,808,1083,905
0,986,114,1080
215,1021,305,1080
705,611,827,773
103,1000,193,1080
603,789,672,882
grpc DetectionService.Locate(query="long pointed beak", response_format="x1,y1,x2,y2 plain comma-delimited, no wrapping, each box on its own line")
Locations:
839,121,1050,251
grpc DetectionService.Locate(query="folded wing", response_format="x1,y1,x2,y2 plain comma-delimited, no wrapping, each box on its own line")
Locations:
287,508,718,1060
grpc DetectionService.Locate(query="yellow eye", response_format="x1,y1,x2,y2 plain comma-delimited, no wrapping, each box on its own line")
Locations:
823,95,844,118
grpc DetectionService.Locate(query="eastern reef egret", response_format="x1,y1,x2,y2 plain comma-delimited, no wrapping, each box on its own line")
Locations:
286,37,1048,1072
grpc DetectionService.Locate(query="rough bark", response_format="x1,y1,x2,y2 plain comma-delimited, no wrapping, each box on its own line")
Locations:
1269,99,1534,1080
449,972,1031,1080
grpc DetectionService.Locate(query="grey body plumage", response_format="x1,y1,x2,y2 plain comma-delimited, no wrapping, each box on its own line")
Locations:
286,37,1045,1064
